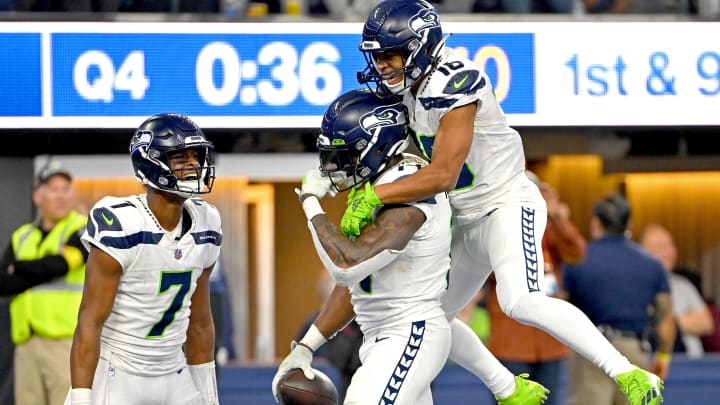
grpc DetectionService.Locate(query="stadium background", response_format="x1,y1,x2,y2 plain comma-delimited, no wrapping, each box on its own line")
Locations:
1,9,719,404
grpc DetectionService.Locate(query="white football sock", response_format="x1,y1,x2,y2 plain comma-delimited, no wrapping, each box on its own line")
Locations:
448,318,517,398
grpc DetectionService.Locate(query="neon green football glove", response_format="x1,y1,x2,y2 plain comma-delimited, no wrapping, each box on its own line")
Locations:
341,182,383,237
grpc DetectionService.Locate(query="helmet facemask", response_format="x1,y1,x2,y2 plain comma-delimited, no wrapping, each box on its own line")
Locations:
137,144,216,198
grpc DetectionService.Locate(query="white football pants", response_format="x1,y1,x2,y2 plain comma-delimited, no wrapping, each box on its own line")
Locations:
344,316,451,405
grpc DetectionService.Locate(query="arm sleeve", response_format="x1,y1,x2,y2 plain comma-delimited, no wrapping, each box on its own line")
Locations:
307,221,403,286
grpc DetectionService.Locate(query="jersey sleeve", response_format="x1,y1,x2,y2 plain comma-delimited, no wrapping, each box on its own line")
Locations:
82,196,143,270
188,198,223,269
420,58,486,122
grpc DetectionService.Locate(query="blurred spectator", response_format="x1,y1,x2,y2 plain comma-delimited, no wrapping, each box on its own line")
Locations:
502,0,575,13
119,0,220,12
582,0,630,13
486,174,586,405
14,0,119,11
472,0,504,12
435,0,475,12
564,194,675,405
318,0,382,19
626,0,684,13
0,162,88,405
296,271,362,401
640,223,714,358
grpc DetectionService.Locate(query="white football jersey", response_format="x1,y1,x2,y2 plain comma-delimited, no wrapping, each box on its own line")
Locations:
404,46,540,225
349,154,451,335
81,194,222,376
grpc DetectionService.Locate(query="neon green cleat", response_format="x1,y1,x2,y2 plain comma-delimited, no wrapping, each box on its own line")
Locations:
616,367,664,405
496,373,549,405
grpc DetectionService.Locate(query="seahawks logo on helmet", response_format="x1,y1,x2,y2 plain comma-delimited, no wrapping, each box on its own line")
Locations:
408,8,439,38
359,105,406,135
130,130,153,153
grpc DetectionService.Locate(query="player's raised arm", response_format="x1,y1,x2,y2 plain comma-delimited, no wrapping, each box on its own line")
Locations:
305,199,425,286
69,246,121,402
376,102,476,204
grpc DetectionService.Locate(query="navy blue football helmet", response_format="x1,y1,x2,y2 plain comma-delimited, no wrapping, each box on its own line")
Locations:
318,89,409,192
130,113,215,197
357,0,444,97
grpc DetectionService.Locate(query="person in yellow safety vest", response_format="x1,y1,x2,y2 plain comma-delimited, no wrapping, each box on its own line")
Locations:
0,161,88,405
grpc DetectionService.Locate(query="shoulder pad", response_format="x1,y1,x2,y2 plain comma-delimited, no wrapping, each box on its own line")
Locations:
86,196,140,239
442,70,485,95
185,198,222,229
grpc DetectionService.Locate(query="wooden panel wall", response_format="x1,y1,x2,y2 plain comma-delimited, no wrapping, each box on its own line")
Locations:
534,156,720,302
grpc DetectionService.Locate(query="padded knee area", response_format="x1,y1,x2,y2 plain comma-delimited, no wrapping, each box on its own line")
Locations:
503,291,548,328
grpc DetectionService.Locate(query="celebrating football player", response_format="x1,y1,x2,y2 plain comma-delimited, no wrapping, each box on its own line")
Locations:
66,114,221,405
273,89,452,405
343,1,664,405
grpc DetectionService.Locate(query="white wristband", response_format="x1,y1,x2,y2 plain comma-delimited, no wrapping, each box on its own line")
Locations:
301,196,325,220
188,361,219,405
300,324,328,353
70,388,92,405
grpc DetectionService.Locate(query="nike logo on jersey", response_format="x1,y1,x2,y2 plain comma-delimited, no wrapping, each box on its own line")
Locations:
375,336,390,343
453,75,469,89
101,212,114,226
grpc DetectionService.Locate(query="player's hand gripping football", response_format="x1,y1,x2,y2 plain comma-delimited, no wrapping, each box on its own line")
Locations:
271,341,316,403
294,169,337,200
341,182,382,237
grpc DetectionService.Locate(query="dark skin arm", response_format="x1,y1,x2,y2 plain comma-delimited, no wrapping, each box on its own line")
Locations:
70,246,121,388
310,202,426,267
302,193,427,338
313,285,356,340
651,292,675,379
185,264,216,365
373,103,476,204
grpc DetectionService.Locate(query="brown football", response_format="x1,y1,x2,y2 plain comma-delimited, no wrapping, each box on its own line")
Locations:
277,368,339,405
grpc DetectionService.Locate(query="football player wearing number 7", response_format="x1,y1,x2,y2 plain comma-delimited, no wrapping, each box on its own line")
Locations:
345,1,665,405
66,114,222,405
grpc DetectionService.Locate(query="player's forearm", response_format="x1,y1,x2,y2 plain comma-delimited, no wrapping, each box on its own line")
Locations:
309,215,386,266
656,313,677,355
186,321,215,364
313,286,355,339
374,165,456,204
70,321,102,388
678,310,715,336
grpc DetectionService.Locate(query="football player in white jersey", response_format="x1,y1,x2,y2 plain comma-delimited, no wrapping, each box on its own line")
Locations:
66,114,222,405
272,89,452,405
342,2,665,405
